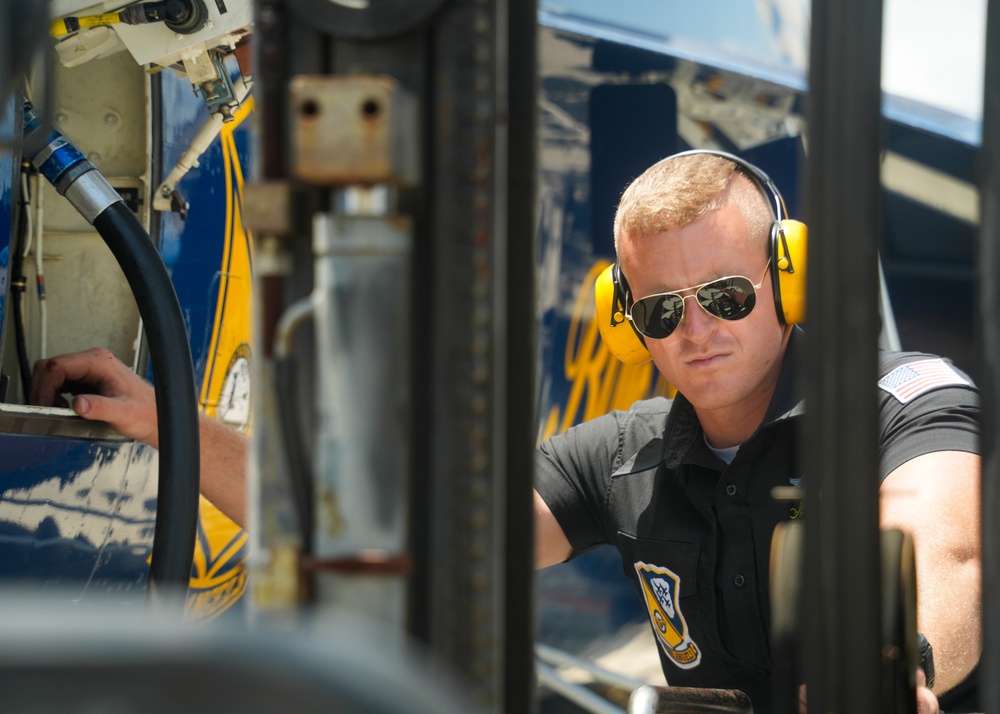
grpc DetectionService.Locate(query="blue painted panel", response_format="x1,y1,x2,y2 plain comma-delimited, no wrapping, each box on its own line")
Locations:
535,29,661,646
156,71,227,387
155,69,254,389
533,20,978,667
540,0,984,146
0,434,157,598
154,68,252,621
0,95,17,346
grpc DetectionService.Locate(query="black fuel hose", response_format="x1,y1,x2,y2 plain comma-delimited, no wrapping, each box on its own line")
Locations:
11,182,32,398
93,202,200,600
22,103,199,604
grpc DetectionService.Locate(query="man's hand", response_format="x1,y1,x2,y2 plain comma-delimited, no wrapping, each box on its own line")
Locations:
916,669,939,714
30,348,159,447
31,347,250,527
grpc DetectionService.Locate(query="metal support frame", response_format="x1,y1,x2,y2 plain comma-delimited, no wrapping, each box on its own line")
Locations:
536,661,626,714
247,1,537,712
802,0,885,712
978,1,1000,712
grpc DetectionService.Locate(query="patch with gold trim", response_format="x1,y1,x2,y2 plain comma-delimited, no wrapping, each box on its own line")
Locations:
634,560,701,669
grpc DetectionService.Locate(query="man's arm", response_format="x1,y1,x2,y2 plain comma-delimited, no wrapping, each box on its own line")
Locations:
190,413,248,527
31,348,249,527
880,450,981,695
534,489,572,569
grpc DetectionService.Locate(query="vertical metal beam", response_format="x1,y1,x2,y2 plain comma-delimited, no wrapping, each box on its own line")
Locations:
977,1,1000,712
803,1,884,712
502,1,537,711
249,1,329,616
420,1,505,705
248,2,536,711
417,1,536,710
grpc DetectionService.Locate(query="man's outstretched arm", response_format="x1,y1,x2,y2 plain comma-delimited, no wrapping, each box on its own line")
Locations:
31,348,249,527
881,450,981,697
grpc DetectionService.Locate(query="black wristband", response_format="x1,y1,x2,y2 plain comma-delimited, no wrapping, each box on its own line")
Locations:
917,632,935,690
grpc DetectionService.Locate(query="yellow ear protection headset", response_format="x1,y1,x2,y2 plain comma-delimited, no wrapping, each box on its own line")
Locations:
595,149,808,365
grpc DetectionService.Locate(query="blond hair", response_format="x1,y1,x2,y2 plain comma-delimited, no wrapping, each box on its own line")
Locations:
613,153,774,254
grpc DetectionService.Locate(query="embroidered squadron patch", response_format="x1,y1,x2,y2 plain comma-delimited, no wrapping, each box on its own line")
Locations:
634,561,702,669
878,358,970,404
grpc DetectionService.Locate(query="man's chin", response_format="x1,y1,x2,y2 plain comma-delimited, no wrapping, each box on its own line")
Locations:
676,382,741,412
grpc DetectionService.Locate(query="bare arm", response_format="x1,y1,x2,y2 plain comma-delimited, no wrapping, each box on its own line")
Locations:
31,348,249,527
192,413,249,527
880,450,981,695
534,489,572,569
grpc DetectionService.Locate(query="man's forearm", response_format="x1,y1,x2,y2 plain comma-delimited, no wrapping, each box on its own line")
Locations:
197,414,249,528
881,451,982,695
915,549,981,694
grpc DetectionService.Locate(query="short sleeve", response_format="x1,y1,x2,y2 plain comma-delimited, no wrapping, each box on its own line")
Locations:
535,411,624,557
877,354,979,480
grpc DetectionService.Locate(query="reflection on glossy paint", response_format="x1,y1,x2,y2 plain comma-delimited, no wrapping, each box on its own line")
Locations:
0,96,15,333
540,260,672,442
185,95,254,624
199,95,255,426
0,436,158,597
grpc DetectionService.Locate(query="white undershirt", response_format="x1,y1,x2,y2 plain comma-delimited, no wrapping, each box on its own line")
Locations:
704,434,740,464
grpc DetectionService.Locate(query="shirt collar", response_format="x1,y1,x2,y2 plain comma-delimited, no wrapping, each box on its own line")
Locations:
660,393,704,469
761,325,806,425
660,326,806,468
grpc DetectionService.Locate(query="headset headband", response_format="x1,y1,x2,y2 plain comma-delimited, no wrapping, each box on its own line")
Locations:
661,148,788,225
652,149,798,277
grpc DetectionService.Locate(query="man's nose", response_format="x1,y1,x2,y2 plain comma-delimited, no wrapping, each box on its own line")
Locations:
677,294,716,338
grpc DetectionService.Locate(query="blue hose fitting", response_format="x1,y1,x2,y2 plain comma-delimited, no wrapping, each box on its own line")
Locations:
22,103,123,224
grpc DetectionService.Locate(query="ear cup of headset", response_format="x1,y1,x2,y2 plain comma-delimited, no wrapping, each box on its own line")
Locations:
594,263,651,365
773,219,807,325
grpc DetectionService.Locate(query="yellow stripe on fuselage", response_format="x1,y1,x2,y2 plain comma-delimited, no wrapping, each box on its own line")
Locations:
199,96,255,419
186,96,255,624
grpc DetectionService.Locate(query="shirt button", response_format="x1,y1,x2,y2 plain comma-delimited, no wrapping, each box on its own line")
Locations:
734,574,746,587
726,484,737,496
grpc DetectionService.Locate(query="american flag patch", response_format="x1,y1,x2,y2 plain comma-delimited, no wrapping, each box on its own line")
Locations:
878,358,969,404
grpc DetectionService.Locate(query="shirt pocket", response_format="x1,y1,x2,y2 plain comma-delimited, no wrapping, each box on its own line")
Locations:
617,533,709,672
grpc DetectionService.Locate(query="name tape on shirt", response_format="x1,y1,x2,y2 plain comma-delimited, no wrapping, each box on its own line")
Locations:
878,358,970,404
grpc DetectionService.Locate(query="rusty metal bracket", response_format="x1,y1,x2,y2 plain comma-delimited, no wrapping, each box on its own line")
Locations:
289,75,418,187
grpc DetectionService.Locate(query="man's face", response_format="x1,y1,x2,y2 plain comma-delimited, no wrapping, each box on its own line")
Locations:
618,202,791,424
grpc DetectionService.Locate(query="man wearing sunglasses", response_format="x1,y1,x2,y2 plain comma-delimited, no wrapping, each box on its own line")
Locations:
533,152,980,713
31,151,978,712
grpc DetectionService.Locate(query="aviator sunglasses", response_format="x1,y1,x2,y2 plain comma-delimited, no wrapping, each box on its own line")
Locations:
626,260,772,339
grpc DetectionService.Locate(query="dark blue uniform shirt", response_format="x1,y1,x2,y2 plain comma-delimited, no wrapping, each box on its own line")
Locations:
535,328,979,710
